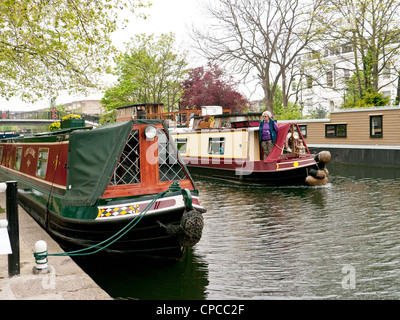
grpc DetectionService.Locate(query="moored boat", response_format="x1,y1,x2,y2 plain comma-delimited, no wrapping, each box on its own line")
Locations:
0,116,206,259
170,108,331,186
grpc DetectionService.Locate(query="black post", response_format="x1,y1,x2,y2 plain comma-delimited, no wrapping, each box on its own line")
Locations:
6,181,19,277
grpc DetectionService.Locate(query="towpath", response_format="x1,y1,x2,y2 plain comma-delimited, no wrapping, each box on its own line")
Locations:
0,191,111,300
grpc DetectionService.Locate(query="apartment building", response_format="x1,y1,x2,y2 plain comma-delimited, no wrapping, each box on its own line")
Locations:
291,43,398,117
61,100,103,115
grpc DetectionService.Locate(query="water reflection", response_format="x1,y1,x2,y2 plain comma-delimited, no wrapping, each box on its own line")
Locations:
78,163,400,299
194,163,400,299
74,249,209,300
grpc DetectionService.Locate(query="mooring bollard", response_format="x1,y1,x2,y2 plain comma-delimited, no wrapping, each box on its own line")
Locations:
33,240,51,274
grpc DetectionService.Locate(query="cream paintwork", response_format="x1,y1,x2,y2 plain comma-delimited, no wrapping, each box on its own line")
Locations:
173,129,260,161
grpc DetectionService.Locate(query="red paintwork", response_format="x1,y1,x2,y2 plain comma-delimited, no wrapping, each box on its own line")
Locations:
0,142,69,187
0,122,196,198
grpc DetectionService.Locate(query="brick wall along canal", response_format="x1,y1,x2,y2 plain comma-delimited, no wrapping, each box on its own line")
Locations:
73,163,400,299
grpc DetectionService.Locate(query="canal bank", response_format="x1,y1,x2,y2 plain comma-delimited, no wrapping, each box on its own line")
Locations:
0,191,112,300
309,144,400,168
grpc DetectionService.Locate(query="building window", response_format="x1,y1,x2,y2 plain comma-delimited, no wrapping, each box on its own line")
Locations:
344,69,350,82
327,71,333,87
175,138,187,153
370,115,383,138
36,148,49,178
0,146,2,164
14,147,22,171
325,124,347,138
298,125,307,138
342,43,353,53
208,137,225,155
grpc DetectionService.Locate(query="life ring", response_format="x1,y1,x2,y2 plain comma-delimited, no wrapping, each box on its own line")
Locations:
285,131,300,151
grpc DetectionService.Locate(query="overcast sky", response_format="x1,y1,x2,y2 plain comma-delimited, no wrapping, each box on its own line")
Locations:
1,0,206,111
1,0,259,112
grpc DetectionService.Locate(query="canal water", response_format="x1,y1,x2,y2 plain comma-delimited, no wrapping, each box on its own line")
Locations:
75,163,400,300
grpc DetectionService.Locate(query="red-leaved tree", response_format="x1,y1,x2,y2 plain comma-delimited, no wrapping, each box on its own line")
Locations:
180,63,248,112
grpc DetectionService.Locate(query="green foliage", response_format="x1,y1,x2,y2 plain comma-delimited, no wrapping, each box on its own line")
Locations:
270,85,303,120
0,0,150,102
307,105,328,119
342,71,389,108
101,33,188,123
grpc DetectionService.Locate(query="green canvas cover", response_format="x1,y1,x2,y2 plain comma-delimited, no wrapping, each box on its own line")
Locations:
61,120,133,207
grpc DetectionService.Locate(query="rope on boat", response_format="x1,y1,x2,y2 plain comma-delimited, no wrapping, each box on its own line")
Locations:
33,181,190,262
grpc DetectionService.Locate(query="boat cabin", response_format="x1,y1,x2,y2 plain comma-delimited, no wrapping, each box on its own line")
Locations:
173,112,309,162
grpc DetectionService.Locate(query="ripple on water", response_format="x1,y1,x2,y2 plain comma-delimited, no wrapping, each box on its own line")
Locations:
195,166,400,299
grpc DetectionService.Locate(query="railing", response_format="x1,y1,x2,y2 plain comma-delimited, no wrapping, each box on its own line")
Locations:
145,110,202,127
0,110,100,124
144,109,232,128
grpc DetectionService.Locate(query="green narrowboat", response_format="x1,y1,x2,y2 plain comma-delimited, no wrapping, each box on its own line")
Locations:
0,118,205,259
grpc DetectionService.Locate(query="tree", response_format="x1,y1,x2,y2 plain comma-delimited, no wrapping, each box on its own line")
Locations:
191,0,326,115
180,62,248,112
342,72,389,108
308,0,400,102
0,0,150,102
272,85,303,120
101,33,188,122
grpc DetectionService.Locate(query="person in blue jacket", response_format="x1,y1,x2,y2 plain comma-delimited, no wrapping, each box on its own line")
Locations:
259,111,278,160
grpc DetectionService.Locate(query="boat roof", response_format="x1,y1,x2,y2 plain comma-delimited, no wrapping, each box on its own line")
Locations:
62,120,134,207
62,119,169,207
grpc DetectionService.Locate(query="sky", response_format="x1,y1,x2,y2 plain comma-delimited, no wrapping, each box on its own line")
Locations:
1,0,206,111
0,0,258,112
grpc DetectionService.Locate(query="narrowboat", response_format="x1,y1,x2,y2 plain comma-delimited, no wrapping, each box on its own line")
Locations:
0,117,205,259
170,108,331,186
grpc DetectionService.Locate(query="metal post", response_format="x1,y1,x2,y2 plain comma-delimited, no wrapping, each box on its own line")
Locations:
6,181,19,277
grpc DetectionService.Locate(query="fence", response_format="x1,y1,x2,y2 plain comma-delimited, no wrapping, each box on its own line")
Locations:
0,110,100,124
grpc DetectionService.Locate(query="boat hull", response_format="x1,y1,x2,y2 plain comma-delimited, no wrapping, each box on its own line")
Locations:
0,167,203,260
181,156,319,186
17,187,199,259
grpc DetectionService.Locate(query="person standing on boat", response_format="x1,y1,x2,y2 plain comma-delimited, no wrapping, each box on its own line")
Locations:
259,111,278,160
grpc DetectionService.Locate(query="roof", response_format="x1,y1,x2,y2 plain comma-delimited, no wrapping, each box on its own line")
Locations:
61,120,133,207
116,103,164,109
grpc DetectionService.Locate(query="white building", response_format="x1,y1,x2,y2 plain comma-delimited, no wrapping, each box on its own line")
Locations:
291,44,398,117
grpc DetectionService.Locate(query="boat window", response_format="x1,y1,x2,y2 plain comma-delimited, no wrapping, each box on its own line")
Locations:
110,130,141,185
158,129,187,182
14,147,22,171
220,118,229,128
370,115,383,138
325,124,347,138
36,148,49,178
208,137,225,155
174,138,187,153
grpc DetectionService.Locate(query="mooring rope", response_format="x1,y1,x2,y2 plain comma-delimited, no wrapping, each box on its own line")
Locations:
34,181,184,262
